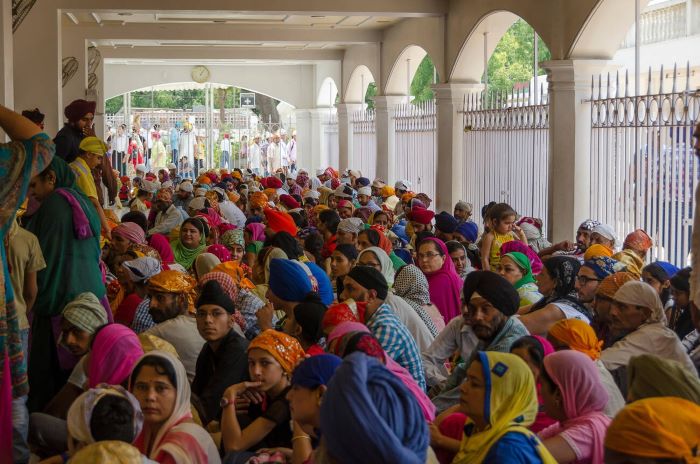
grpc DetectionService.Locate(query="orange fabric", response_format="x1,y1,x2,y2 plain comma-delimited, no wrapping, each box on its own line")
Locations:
210,261,255,290
264,208,297,236
147,270,198,314
623,229,653,253
249,192,268,210
583,243,613,261
605,397,700,463
380,185,395,198
548,319,603,361
401,192,416,204
248,329,305,374
596,271,637,299
197,175,212,185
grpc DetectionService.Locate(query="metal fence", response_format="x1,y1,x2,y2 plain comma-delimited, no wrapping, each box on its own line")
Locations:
394,100,437,200
461,85,550,230
351,108,377,181
589,63,700,266
322,112,340,169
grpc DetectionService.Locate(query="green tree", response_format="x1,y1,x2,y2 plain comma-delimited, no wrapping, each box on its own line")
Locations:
365,82,377,110
410,55,437,103
485,19,551,95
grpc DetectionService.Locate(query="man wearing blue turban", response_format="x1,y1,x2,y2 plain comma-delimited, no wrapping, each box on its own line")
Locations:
267,259,334,314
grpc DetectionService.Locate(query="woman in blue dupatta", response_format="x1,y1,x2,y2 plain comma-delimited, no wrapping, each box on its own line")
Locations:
25,155,106,412
0,105,54,463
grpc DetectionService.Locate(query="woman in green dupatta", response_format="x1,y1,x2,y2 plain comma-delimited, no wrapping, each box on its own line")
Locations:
25,156,105,412
499,252,543,307
0,106,54,461
171,217,208,271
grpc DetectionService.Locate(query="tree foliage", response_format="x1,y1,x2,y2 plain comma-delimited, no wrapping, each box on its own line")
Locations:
485,19,551,95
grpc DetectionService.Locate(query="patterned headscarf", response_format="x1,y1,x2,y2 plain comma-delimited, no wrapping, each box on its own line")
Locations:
579,219,601,231
112,222,146,245
62,292,108,334
206,244,231,263
596,272,637,299
583,257,619,279
146,270,198,313
623,229,653,253
248,329,305,375
156,188,172,203
532,256,589,318
199,272,246,331
221,229,245,251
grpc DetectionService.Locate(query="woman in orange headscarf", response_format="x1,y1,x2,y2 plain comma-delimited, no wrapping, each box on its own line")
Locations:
547,319,625,417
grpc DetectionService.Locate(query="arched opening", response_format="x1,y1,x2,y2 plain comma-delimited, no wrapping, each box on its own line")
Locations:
384,45,428,98
316,77,339,108
344,65,375,105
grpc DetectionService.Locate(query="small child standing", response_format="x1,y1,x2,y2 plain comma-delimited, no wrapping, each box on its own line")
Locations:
480,203,527,271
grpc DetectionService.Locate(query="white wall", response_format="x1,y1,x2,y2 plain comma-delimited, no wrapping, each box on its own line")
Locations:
104,63,319,109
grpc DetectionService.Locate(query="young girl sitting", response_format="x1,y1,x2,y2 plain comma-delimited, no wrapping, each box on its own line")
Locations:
220,330,306,462
479,203,527,271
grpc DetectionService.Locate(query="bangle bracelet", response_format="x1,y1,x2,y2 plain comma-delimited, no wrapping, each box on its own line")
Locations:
292,435,311,442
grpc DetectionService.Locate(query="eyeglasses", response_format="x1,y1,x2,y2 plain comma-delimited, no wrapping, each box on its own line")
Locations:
576,275,601,285
417,252,442,260
195,310,228,319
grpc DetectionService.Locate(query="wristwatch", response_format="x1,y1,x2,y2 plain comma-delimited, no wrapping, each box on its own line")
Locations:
220,397,234,408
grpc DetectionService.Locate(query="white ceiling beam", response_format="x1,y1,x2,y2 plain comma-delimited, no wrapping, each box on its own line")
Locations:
58,0,447,16
65,22,380,43
99,46,343,61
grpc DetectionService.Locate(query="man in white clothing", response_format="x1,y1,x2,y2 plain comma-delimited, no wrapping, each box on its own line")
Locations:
248,134,262,175
148,188,184,236
288,130,297,174
113,124,129,176
220,133,232,170
212,187,247,229
178,122,197,178
268,132,282,173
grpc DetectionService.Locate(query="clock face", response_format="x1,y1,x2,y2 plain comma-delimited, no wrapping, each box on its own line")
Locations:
191,65,210,83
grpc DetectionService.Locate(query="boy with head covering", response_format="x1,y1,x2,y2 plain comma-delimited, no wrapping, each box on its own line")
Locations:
266,259,333,317
434,211,458,242
423,271,529,410
69,136,112,239
143,271,203,381
192,280,249,425
339,266,425,389
600,280,696,374
60,293,109,359
148,188,183,236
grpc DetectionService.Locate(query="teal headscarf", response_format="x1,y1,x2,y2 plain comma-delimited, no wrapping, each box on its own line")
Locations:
504,252,536,289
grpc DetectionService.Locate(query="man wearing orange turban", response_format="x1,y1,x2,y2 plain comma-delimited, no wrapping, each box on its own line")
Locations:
263,208,297,236
592,271,637,347
144,270,202,380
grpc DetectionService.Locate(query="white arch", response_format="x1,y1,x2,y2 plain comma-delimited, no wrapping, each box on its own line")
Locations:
450,10,519,83
344,65,375,104
568,0,650,58
104,63,313,108
384,45,429,97
316,77,339,108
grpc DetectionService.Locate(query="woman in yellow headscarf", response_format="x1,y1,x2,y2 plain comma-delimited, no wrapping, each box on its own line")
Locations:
452,351,557,464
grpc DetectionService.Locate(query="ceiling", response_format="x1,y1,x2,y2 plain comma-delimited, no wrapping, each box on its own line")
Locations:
63,11,400,29
92,39,347,50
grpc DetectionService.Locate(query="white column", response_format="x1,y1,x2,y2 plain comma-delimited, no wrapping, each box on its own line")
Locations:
433,83,484,213
336,103,362,172
14,1,61,134
295,108,331,174
61,28,88,111
0,0,12,141
89,55,105,139
542,59,609,243
374,95,406,183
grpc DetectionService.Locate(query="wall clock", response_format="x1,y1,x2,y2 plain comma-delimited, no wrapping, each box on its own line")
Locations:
191,65,210,83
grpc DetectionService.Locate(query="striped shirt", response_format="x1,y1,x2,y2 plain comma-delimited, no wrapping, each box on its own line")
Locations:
366,303,426,390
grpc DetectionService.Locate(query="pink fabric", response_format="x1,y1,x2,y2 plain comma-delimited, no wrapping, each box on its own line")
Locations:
148,234,175,264
55,189,94,240
197,208,223,228
207,244,232,263
530,334,557,433
0,351,11,464
500,240,543,275
246,223,266,242
542,351,611,464
436,413,467,464
88,324,144,388
533,335,555,356
328,322,436,421
421,237,463,322
113,221,147,245
156,427,209,464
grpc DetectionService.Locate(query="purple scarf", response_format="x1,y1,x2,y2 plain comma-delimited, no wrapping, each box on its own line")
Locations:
55,189,93,240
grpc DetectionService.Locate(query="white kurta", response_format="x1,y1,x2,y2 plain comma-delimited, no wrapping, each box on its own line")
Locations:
178,131,197,166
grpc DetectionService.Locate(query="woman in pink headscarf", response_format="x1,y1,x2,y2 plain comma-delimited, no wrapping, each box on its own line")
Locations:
327,321,436,422
416,237,463,322
88,324,144,388
538,350,611,464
